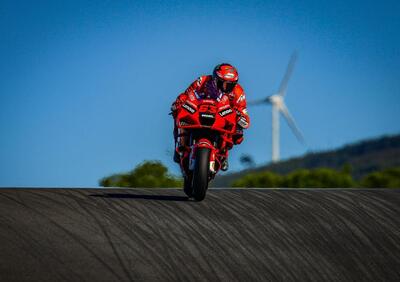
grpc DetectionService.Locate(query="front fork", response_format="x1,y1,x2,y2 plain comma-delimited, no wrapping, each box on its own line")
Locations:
189,138,217,175
179,133,230,178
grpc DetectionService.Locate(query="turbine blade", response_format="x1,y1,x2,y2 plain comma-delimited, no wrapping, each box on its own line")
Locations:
248,97,269,106
279,103,305,144
278,51,298,96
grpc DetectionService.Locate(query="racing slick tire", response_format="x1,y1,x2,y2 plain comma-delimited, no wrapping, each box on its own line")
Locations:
183,174,193,197
192,147,210,201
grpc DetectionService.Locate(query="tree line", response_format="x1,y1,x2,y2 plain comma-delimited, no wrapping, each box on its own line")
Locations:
232,166,400,188
99,161,399,188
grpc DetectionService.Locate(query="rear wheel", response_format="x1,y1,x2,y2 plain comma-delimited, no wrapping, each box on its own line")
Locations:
192,147,210,201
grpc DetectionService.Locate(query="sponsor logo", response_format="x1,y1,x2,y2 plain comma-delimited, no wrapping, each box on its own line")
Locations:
182,103,196,114
219,108,233,117
200,113,215,119
196,77,203,86
237,94,245,103
180,121,190,126
238,117,249,128
224,73,235,79
202,99,215,104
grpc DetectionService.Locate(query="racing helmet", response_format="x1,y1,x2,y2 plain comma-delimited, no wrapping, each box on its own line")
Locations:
213,63,239,93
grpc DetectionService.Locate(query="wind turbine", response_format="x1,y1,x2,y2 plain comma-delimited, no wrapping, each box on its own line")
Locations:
249,51,305,163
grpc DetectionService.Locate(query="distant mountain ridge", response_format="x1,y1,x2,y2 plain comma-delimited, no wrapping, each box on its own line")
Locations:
211,134,400,187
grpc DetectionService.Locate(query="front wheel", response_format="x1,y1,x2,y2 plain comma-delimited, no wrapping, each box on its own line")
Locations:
192,147,210,201
183,174,193,197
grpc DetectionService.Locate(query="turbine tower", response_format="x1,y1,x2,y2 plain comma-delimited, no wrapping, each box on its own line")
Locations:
249,52,305,163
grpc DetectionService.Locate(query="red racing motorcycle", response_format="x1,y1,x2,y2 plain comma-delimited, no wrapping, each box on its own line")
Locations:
175,97,237,201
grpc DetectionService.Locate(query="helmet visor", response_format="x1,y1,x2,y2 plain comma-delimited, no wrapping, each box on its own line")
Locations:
216,78,236,93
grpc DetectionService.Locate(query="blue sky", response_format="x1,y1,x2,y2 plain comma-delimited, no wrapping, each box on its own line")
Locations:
1,0,399,187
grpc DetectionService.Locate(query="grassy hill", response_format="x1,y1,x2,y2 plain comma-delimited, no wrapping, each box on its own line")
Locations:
211,134,400,187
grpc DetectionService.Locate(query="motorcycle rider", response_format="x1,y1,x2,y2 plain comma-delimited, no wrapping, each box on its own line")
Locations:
171,63,250,170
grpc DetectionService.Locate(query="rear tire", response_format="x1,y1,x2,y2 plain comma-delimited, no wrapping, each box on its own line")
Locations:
192,147,210,201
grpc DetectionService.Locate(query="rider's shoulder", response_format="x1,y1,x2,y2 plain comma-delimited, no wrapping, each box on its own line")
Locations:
232,83,245,95
195,75,212,86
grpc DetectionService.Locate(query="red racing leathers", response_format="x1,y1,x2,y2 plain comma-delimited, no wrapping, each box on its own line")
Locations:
172,75,250,148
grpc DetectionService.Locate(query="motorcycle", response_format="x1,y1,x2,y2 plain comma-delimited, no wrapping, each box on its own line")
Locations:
174,96,237,201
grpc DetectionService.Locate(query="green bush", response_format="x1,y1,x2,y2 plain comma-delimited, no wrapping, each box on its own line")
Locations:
360,167,400,188
231,168,355,188
99,160,182,188
281,168,355,188
232,171,282,188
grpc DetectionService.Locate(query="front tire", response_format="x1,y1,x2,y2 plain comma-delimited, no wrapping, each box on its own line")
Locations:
192,147,210,201
183,174,193,197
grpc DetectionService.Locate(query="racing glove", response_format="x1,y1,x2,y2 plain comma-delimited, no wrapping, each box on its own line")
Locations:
233,129,244,145
170,100,182,118
233,114,249,145
237,116,249,129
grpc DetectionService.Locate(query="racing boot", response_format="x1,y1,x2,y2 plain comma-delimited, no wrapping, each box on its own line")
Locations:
173,150,181,163
173,132,188,163
221,159,229,171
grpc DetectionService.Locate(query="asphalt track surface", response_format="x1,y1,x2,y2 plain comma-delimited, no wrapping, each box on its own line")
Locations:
0,188,399,282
